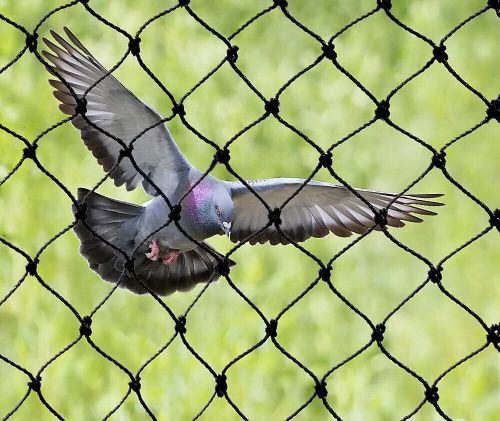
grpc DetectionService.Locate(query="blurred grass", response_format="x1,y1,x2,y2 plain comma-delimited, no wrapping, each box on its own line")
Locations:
0,0,499,420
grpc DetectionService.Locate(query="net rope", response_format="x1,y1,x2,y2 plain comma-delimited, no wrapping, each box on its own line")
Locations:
1,1,499,419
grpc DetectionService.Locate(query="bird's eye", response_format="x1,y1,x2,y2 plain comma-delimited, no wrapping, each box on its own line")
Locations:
215,207,221,217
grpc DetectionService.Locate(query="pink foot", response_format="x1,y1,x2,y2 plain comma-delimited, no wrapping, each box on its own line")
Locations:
163,249,181,265
145,240,160,261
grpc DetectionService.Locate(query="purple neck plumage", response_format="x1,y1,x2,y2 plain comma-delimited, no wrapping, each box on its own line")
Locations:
183,180,215,232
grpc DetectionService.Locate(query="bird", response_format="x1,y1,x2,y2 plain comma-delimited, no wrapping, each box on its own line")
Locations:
42,28,443,296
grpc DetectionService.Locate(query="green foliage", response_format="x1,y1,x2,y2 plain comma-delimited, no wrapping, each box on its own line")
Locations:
0,0,498,419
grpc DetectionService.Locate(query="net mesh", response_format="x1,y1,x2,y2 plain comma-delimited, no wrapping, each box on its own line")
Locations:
1,1,499,419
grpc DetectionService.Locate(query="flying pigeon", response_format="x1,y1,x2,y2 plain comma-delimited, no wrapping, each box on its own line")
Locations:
42,28,443,296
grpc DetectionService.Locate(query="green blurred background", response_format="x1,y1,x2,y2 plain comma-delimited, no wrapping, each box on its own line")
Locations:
0,0,498,419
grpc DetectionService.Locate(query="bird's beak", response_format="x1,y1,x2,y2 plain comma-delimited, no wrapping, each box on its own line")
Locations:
222,221,232,237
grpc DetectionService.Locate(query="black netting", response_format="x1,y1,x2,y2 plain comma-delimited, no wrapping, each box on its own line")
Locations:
1,1,499,420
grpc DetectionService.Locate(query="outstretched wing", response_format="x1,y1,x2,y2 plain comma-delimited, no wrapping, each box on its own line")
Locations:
43,27,191,196
228,178,443,245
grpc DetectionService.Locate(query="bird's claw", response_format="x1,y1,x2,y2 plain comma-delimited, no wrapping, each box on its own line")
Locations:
146,241,180,264
163,249,181,265
145,240,160,261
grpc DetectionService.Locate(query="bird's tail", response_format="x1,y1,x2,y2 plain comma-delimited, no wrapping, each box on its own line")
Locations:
73,188,144,284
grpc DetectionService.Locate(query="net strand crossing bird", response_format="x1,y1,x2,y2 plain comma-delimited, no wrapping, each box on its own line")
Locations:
42,28,443,296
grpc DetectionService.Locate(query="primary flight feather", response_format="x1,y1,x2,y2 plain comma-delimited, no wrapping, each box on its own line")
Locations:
43,28,443,296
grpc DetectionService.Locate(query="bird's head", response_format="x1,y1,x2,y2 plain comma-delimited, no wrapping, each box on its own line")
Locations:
186,180,234,238
212,185,233,237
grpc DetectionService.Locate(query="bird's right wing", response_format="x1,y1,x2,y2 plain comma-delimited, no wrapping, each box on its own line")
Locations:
229,178,443,245
43,27,192,196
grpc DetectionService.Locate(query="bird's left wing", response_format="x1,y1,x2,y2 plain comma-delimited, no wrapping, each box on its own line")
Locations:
228,178,443,245
43,27,192,196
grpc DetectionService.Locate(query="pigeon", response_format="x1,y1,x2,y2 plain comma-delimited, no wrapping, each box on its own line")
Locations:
42,28,443,296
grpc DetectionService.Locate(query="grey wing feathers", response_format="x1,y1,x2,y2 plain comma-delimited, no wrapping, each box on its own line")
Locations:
43,27,190,196
229,179,443,245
